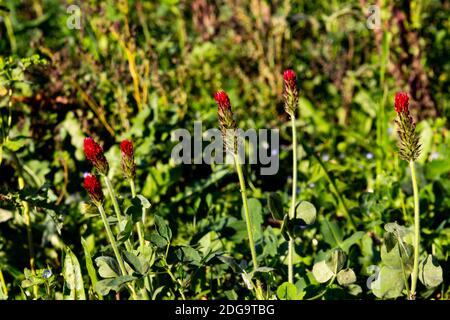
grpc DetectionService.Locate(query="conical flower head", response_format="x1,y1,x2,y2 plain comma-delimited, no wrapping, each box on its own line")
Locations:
283,69,299,117
84,137,109,175
214,90,237,154
120,139,136,180
394,92,421,162
83,173,104,206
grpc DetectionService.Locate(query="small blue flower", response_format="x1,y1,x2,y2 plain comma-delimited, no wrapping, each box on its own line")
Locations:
366,152,374,160
43,269,52,279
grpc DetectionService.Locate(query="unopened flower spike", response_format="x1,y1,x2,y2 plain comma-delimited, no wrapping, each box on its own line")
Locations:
84,137,109,175
394,92,421,162
83,174,104,206
120,139,136,180
214,90,237,154
283,69,299,117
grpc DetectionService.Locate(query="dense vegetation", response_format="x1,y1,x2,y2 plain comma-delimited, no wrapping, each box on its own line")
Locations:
0,0,449,300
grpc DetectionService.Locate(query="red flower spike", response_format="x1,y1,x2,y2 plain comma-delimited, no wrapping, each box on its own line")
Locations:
394,91,421,162
120,139,134,159
214,90,237,153
283,69,299,116
214,90,231,112
83,174,104,205
120,139,136,180
84,137,109,175
283,69,297,92
394,92,409,113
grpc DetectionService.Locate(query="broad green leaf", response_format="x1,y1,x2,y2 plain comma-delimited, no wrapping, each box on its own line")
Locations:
267,192,284,220
175,246,202,266
277,282,298,300
295,201,316,225
63,247,86,300
419,255,443,288
326,248,346,274
117,217,133,243
312,260,334,283
337,268,356,286
146,233,168,248
81,237,101,299
154,215,172,242
381,243,414,271
123,251,149,275
198,231,222,255
95,256,120,278
371,266,405,299
320,219,343,248
94,275,135,296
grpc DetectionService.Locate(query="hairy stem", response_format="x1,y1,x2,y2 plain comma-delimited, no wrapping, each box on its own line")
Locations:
97,205,137,300
233,154,258,270
233,154,264,300
103,175,133,252
409,161,420,300
288,116,298,284
129,180,146,250
129,179,150,300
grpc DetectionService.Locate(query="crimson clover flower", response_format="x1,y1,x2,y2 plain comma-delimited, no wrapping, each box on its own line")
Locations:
394,92,421,162
84,137,109,175
120,139,136,180
83,173,104,206
283,69,299,116
214,90,237,153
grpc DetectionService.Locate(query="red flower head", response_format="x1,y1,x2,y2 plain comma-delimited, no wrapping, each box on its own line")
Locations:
214,90,231,112
283,69,297,92
394,91,421,162
120,139,136,179
83,173,104,205
394,92,409,113
84,137,109,175
283,69,299,116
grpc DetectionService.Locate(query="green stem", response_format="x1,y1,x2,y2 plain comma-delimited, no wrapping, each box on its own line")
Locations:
307,275,336,300
233,154,258,270
288,116,298,284
288,237,294,284
97,204,137,300
233,154,264,300
103,175,133,252
164,260,186,300
130,180,146,250
409,161,420,300
97,205,127,275
129,179,150,301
